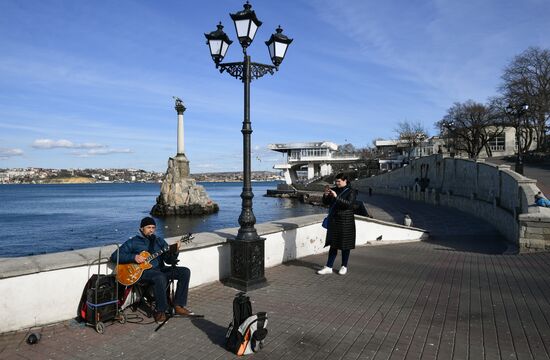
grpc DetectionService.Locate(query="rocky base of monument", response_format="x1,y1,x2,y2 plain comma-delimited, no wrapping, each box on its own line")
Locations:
150,156,219,217
151,201,219,216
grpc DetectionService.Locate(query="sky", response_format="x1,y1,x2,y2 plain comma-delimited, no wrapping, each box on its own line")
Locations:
1,0,549,172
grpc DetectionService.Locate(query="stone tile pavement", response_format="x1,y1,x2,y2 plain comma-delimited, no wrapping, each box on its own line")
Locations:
1,194,550,359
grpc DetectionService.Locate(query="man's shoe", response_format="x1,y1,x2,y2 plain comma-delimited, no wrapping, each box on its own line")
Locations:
175,305,195,316
338,266,347,275
154,312,166,323
317,266,333,275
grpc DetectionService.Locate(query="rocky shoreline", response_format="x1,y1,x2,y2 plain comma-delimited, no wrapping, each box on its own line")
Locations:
266,188,327,208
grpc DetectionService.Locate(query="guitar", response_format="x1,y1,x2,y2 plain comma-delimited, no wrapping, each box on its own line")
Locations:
115,233,193,286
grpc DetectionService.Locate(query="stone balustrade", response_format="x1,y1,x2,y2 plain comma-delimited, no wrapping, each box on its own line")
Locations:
354,154,550,252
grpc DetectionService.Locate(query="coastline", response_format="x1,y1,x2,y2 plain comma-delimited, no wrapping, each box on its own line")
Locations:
0,179,283,185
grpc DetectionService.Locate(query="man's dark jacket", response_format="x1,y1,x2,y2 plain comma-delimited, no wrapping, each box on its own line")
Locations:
110,232,178,269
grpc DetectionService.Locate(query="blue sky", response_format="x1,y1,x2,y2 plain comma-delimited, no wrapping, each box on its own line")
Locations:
1,0,549,172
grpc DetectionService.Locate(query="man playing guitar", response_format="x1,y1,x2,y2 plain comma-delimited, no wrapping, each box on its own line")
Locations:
111,216,195,323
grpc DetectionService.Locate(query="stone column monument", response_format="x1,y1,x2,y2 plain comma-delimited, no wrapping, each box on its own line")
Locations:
151,98,219,216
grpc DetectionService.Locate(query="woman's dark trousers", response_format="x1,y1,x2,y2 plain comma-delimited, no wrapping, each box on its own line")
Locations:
326,247,350,267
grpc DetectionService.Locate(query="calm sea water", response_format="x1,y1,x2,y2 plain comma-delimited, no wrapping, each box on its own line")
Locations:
0,181,325,258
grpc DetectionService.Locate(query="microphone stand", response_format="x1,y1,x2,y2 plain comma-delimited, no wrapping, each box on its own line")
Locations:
155,256,178,332
155,233,193,332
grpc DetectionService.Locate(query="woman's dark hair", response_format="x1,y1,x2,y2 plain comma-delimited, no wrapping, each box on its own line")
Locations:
335,173,350,183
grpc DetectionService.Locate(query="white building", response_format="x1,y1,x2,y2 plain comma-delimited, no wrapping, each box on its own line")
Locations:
268,141,360,185
375,127,537,171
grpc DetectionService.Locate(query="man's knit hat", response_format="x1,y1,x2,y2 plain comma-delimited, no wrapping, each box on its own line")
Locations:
140,216,156,228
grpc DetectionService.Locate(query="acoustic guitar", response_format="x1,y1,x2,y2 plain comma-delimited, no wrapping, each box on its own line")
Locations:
115,233,193,286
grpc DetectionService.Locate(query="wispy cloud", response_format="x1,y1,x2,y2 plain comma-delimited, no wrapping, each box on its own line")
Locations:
71,148,133,157
32,138,105,149
311,0,550,103
0,148,24,160
1,0,548,171
31,138,132,158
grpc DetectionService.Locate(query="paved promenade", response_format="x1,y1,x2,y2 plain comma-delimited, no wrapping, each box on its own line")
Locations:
2,194,550,359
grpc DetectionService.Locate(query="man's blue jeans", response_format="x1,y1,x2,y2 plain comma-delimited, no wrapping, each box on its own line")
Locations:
140,266,191,313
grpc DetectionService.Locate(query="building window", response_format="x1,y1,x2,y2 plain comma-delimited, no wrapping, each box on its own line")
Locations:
488,134,505,152
300,148,326,157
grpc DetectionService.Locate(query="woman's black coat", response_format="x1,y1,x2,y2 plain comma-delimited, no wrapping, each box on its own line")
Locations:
322,185,357,250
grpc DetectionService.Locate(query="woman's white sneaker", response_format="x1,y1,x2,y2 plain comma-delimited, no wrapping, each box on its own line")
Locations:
338,266,347,275
317,266,333,275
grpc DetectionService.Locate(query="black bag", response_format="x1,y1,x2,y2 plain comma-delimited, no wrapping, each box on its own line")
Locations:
353,200,371,217
78,274,118,325
226,292,252,352
225,292,268,355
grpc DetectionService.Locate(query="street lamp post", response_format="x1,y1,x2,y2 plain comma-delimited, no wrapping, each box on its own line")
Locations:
507,103,529,175
205,2,292,291
441,120,455,157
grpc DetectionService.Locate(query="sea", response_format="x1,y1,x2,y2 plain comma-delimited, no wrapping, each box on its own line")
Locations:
0,181,325,258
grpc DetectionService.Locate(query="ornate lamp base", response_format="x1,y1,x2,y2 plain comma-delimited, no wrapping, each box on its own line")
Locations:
224,237,267,291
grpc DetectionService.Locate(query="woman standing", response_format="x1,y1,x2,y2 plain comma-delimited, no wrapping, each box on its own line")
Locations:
317,173,357,275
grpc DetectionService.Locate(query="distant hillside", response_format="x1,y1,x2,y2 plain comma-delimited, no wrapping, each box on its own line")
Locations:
191,171,282,182
44,177,96,184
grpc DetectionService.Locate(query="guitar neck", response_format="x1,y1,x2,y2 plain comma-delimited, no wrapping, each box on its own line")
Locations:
145,235,192,264
146,246,169,263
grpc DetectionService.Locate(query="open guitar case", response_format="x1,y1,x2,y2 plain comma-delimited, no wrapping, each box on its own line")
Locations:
79,246,127,333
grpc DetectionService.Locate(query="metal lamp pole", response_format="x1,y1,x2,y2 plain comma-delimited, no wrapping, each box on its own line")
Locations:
516,119,523,175
205,2,293,291
508,103,529,175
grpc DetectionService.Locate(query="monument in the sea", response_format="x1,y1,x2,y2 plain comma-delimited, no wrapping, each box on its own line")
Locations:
151,98,219,216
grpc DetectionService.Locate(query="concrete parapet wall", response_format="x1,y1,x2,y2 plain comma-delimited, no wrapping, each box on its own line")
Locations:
0,214,427,334
355,154,550,252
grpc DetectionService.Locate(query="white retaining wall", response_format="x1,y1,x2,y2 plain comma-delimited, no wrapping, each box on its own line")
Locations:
0,214,427,334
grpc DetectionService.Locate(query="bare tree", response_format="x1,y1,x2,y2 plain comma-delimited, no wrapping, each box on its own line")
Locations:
436,100,504,159
394,121,428,162
336,143,356,155
499,47,550,150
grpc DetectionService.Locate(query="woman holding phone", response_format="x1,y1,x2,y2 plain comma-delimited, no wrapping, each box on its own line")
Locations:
317,173,357,275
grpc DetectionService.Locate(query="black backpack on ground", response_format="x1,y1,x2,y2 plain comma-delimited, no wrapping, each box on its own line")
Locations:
225,292,268,355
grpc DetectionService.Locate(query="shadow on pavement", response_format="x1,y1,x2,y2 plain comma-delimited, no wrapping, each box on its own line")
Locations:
425,235,509,255
190,318,228,349
282,259,320,270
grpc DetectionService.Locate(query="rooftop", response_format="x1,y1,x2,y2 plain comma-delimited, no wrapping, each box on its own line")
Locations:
268,141,338,152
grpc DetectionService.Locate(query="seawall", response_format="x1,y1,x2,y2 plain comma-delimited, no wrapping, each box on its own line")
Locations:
0,214,427,334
